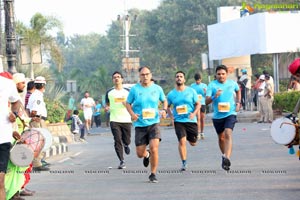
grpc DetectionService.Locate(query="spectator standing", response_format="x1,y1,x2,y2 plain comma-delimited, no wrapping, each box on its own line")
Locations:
239,69,250,110
251,74,261,110
66,94,76,120
25,80,35,116
27,76,50,171
257,75,267,123
264,74,274,123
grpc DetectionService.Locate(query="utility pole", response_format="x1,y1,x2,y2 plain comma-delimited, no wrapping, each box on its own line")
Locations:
4,0,17,74
118,0,139,83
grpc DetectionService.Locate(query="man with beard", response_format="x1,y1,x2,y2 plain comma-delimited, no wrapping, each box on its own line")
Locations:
10,73,35,199
205,65,241,171
167,71,200,171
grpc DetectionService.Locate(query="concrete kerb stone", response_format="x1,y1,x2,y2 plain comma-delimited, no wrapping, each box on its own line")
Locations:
44,143,68,158
44,122,74,158
205,111,260,123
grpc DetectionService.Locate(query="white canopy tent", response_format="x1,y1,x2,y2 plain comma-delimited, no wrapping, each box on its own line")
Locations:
208,11,300,92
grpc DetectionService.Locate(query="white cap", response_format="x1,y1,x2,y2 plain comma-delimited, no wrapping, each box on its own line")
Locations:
35,76,46,84
13,73,26,84
259,75,265,80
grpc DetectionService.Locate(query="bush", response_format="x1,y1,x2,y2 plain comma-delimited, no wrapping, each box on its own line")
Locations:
46,100,66,123
273,91,300,113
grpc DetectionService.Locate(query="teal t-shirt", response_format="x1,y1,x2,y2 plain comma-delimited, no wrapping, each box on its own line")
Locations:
206,79,239,119
190,82,207,105
127,83,165,127
93,103,102,116
167,86,198,123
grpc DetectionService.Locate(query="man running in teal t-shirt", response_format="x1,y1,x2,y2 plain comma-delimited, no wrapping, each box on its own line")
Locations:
206,65,241,171
190,73,207,139
126,66,167,183
167,71,200,171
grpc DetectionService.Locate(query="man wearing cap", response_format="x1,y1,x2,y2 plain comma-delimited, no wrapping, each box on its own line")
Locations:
289,58,300,77
12,73,36,197
257,75,267,123
288,58,300,115
13,73,26,96
26,76,50,171
239,69,250,110
264,74,274,123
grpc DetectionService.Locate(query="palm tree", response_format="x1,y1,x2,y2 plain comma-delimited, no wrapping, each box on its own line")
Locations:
16,13,64,79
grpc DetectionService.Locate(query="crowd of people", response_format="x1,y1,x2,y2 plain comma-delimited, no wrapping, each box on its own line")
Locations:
1,58,300,199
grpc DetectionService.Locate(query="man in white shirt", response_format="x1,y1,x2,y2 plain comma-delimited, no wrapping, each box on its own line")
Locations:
257,75,267,123
27,76,49,171
80,91,95,134
0,74,21,200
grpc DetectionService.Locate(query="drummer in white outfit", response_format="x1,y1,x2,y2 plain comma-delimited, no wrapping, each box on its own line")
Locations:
0,74,22,200
80,91,95,134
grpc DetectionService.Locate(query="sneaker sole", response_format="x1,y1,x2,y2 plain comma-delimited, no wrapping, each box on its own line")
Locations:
222,157,231,171
124,147,130,155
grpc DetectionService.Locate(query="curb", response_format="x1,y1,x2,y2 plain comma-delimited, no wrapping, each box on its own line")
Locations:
44,143,68,158
205,111,260,123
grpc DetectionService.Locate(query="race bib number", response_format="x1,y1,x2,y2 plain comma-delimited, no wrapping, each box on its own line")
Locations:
198,95,202,102
114,97,126,103
142,108,155,119
218,102,230,112
176,105,188,115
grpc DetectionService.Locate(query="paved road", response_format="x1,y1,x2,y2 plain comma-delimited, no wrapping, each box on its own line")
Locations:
25,122,300,200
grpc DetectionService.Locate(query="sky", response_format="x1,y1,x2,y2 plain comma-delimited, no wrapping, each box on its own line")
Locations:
14,0,161,36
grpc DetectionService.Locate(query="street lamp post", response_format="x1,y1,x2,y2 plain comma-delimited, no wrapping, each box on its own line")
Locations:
118,0,140,83
4,0,17,74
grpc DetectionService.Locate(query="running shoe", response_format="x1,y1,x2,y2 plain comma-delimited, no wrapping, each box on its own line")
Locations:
118,161,126,169
124,145,130,155
143,150,150,167
200,132,205,139
221,156,231,171
149,173,158,183
79,138,87,142
181,163,187,171
197,133,201,140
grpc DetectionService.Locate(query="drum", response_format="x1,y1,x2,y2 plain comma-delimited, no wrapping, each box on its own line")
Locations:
32,128,53,151
270,117,298,145
10,144,34,167
21,129,45,158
